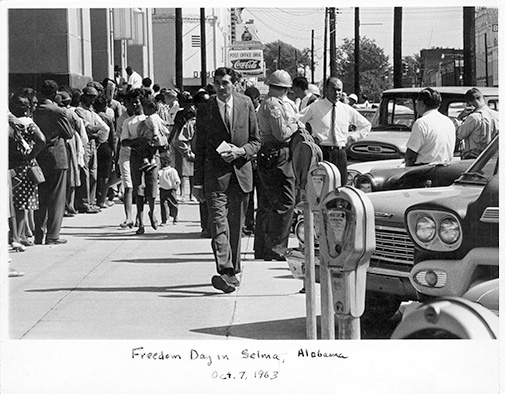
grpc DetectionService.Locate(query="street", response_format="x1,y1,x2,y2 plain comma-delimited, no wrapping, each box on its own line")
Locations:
8,197,398,340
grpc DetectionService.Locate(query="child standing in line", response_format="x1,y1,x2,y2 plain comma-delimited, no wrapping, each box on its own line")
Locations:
158,155,180,225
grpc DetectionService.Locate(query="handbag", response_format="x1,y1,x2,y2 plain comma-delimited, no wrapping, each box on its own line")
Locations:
27,165,46,185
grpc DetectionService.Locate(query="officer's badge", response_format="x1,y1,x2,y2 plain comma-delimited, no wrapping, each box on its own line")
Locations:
270,107,282,119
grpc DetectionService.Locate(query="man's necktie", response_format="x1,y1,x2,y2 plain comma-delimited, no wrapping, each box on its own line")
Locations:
224,105,231,132
331,103,338,146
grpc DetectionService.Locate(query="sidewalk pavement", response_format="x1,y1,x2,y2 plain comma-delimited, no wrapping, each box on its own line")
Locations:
7,199,312,340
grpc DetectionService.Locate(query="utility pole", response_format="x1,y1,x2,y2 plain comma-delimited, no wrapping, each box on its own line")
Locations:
175,8,183,91
329,7,337,77
323,8,328,84
278,45,281,69
200,8,207,88
311,29,315,83
393,7,403,88
463,7,476,86
354,7,360,95
484,33,489,86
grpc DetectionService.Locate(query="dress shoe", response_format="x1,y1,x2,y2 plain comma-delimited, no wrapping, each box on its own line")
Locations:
211,274,236,293
136,226,145,235
77,206,100,214
46,238,68,245
11,242,26,252
120,221,134,229
228,274,240,287
263,253,286,261
64,211,76,217
20,238,34,247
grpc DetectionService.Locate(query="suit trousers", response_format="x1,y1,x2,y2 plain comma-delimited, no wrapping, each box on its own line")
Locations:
34,168,67,243
206,173,248,275
320,146,348,187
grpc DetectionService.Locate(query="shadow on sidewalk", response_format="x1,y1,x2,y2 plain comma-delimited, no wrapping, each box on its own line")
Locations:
25,283,218,297
111,256,214,264
191,317,308,340
62,231,204,240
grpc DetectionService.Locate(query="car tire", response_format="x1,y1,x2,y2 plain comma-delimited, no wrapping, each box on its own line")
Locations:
363,292,403,322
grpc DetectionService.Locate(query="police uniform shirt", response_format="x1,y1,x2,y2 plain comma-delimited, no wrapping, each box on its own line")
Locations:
258,95,299,144
298,98,371,147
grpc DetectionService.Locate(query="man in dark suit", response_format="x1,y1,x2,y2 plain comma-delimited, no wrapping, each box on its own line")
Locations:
194,67,260,293
33,80,74,244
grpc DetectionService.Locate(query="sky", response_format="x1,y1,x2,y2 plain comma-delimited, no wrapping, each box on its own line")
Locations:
241,6,465,80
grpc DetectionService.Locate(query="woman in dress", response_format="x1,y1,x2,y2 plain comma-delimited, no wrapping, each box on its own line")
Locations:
8,93,46,249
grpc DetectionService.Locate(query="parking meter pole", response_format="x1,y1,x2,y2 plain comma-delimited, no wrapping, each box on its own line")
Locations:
320,259,335,339
303,199,317,339
337,316,360,339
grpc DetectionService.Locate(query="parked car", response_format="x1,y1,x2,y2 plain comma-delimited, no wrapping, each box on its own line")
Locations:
365,134,498,318
391,165,499,339
287,135,499,321
346,86,499,161
352,157,473,192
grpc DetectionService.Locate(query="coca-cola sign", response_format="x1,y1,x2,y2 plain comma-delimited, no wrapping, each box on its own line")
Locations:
231,59,261,71
229,48,264,75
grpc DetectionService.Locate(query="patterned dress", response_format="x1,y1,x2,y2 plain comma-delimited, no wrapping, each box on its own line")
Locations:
9,117,40,210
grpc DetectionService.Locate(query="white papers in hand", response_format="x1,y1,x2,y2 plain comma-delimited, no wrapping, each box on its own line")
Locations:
216,141,232,154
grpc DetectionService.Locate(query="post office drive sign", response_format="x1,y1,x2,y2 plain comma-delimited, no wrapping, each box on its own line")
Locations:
229,49,264,76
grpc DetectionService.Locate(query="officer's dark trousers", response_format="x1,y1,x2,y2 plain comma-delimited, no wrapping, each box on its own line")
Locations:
258,149,295,256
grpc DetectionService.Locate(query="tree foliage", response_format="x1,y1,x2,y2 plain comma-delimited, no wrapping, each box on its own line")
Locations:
263,40,312,79
336,37,391,102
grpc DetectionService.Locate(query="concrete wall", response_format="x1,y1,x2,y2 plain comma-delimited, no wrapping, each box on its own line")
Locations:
9,8,93,92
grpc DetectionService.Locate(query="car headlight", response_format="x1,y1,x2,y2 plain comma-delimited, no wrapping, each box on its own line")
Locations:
406,209,463,252
439,217,461,244
347,169,361,186
354,174,373,193
415,215,436,242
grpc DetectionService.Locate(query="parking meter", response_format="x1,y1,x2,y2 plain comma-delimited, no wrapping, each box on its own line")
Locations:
319,186,375,339
304,161,341,339
307,161,341,211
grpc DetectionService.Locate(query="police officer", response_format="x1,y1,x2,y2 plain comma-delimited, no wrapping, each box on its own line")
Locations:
256,70,301,261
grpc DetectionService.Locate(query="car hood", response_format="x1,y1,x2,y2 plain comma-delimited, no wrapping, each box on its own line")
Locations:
355,131,411,151
348,159,406,174
368,184,485,226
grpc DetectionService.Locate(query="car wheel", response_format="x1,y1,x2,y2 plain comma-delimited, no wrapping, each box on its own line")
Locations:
363,292,402,322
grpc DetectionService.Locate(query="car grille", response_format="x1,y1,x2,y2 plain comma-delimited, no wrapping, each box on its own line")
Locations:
350,143,399,155
370,226,414,271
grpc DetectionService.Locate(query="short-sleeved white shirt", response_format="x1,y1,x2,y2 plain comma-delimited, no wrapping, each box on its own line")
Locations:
406,109,456,164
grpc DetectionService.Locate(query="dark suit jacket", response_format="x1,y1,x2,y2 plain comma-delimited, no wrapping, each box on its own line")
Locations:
33,99,74,170
195,92,260,193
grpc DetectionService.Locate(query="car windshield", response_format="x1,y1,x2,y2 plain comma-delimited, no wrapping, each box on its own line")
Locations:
455,135,499,185
371,96,415,131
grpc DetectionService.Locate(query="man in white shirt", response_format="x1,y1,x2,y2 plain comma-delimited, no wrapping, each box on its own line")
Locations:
405,87,456,166
299,76,371,186
74,86,110,213
125,66,142,90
